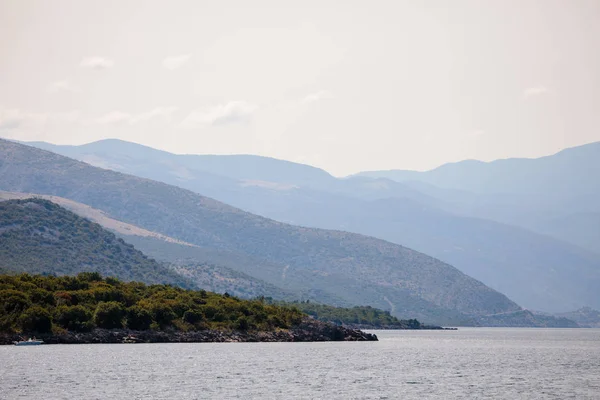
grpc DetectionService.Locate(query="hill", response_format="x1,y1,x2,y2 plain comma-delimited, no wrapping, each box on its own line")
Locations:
277,301,441,329
555,307,600,328
355,142,600,253
0,194,576,327
355,141,600,197
25,139,338,190
21,139,600,312
0,139,521,324
0,198,191,288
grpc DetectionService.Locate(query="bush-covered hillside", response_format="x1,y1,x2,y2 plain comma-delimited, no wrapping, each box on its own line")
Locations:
281,301,426,329
0,199,190,288
0,273,303,334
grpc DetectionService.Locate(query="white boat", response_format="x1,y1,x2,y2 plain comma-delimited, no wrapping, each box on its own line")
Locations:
14,338,44,346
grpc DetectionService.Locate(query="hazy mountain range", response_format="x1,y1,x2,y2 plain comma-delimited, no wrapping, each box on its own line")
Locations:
22,139,600,313
1,138,527,325
356,142,600,250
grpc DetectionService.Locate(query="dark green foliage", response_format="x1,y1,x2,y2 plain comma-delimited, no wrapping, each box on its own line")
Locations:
146,303,176,329
55,305,93,332
279,301,427,329
0,289,31,315
235,316,250,331
126,306,153,330
182,310,203,325
0,199,193,289
0,273,305,335
18,306,52,333
30,289,55,307
94,302,125,329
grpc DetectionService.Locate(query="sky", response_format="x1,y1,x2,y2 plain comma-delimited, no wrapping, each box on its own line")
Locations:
1,0,600,176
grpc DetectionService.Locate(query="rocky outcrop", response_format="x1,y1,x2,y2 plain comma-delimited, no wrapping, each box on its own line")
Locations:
0,317,377,345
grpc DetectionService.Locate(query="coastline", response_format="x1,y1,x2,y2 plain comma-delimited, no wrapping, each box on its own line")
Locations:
0,318,378,345
342,323,456,331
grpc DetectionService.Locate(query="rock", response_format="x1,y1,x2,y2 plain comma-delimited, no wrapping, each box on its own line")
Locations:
0,317,377,345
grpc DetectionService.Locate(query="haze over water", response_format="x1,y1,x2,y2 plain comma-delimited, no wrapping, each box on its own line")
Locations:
1,328,599,399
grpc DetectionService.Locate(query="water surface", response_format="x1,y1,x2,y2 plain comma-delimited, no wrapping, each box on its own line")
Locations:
1,328,599,399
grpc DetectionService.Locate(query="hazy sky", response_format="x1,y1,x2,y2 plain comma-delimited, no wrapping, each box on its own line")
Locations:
1,0,599,176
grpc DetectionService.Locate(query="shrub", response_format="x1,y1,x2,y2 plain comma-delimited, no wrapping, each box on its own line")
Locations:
94,301,125,329
183,310,203,325
149,303,176,328
0,290,31,315
19,306,52,333
236,316,250,331
126,306,152,331
29,288,56,307
55,305,94,332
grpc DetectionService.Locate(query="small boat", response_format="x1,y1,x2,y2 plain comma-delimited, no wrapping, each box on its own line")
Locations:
14,337,44,346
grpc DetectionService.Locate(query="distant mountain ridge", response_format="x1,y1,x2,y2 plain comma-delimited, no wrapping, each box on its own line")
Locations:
19,138,600,312
355,141,600,195
25,139,337,189
0,138,522,325
355,141,600,253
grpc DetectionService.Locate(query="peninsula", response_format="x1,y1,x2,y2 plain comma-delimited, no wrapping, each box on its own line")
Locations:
0,272,377,344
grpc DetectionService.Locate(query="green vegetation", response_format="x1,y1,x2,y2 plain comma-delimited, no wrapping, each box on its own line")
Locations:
278,301,425,329
0,199,192,288
0,273,304,334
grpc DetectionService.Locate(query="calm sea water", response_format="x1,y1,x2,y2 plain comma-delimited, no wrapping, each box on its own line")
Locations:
1,328,599,399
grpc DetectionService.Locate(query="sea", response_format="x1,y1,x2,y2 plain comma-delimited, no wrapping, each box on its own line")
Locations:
1,328,599,399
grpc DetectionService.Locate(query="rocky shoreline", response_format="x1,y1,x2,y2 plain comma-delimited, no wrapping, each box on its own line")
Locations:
1,318,377,345
342,323,456,330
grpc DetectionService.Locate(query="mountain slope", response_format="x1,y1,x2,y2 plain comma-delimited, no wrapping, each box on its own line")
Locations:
26,139,338,190
355,141,600,197
22,139,600,312
23,139,439,206
0,192,305,302
355,142,600,252
0,198,191,287
0,139,520,324
251,194,600,312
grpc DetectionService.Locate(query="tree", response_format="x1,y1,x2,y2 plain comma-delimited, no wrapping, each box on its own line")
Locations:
77,271,103,282
55,305,93,332
0,289,31,315
19,306,52,333
236,316,250,331
94,301,125,329
149,303,176,328
126,306,152,331
183,310,203,325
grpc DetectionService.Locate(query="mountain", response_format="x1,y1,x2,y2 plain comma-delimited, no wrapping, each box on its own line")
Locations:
21,139,600,312
555,307,600,328
260,195,600,312
535,213,600,254
355,142,600,252
25,139,338,190
0,198,190,287
0,138,521,324
0,192,303,302
356,141,600,198
23,139,438,205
